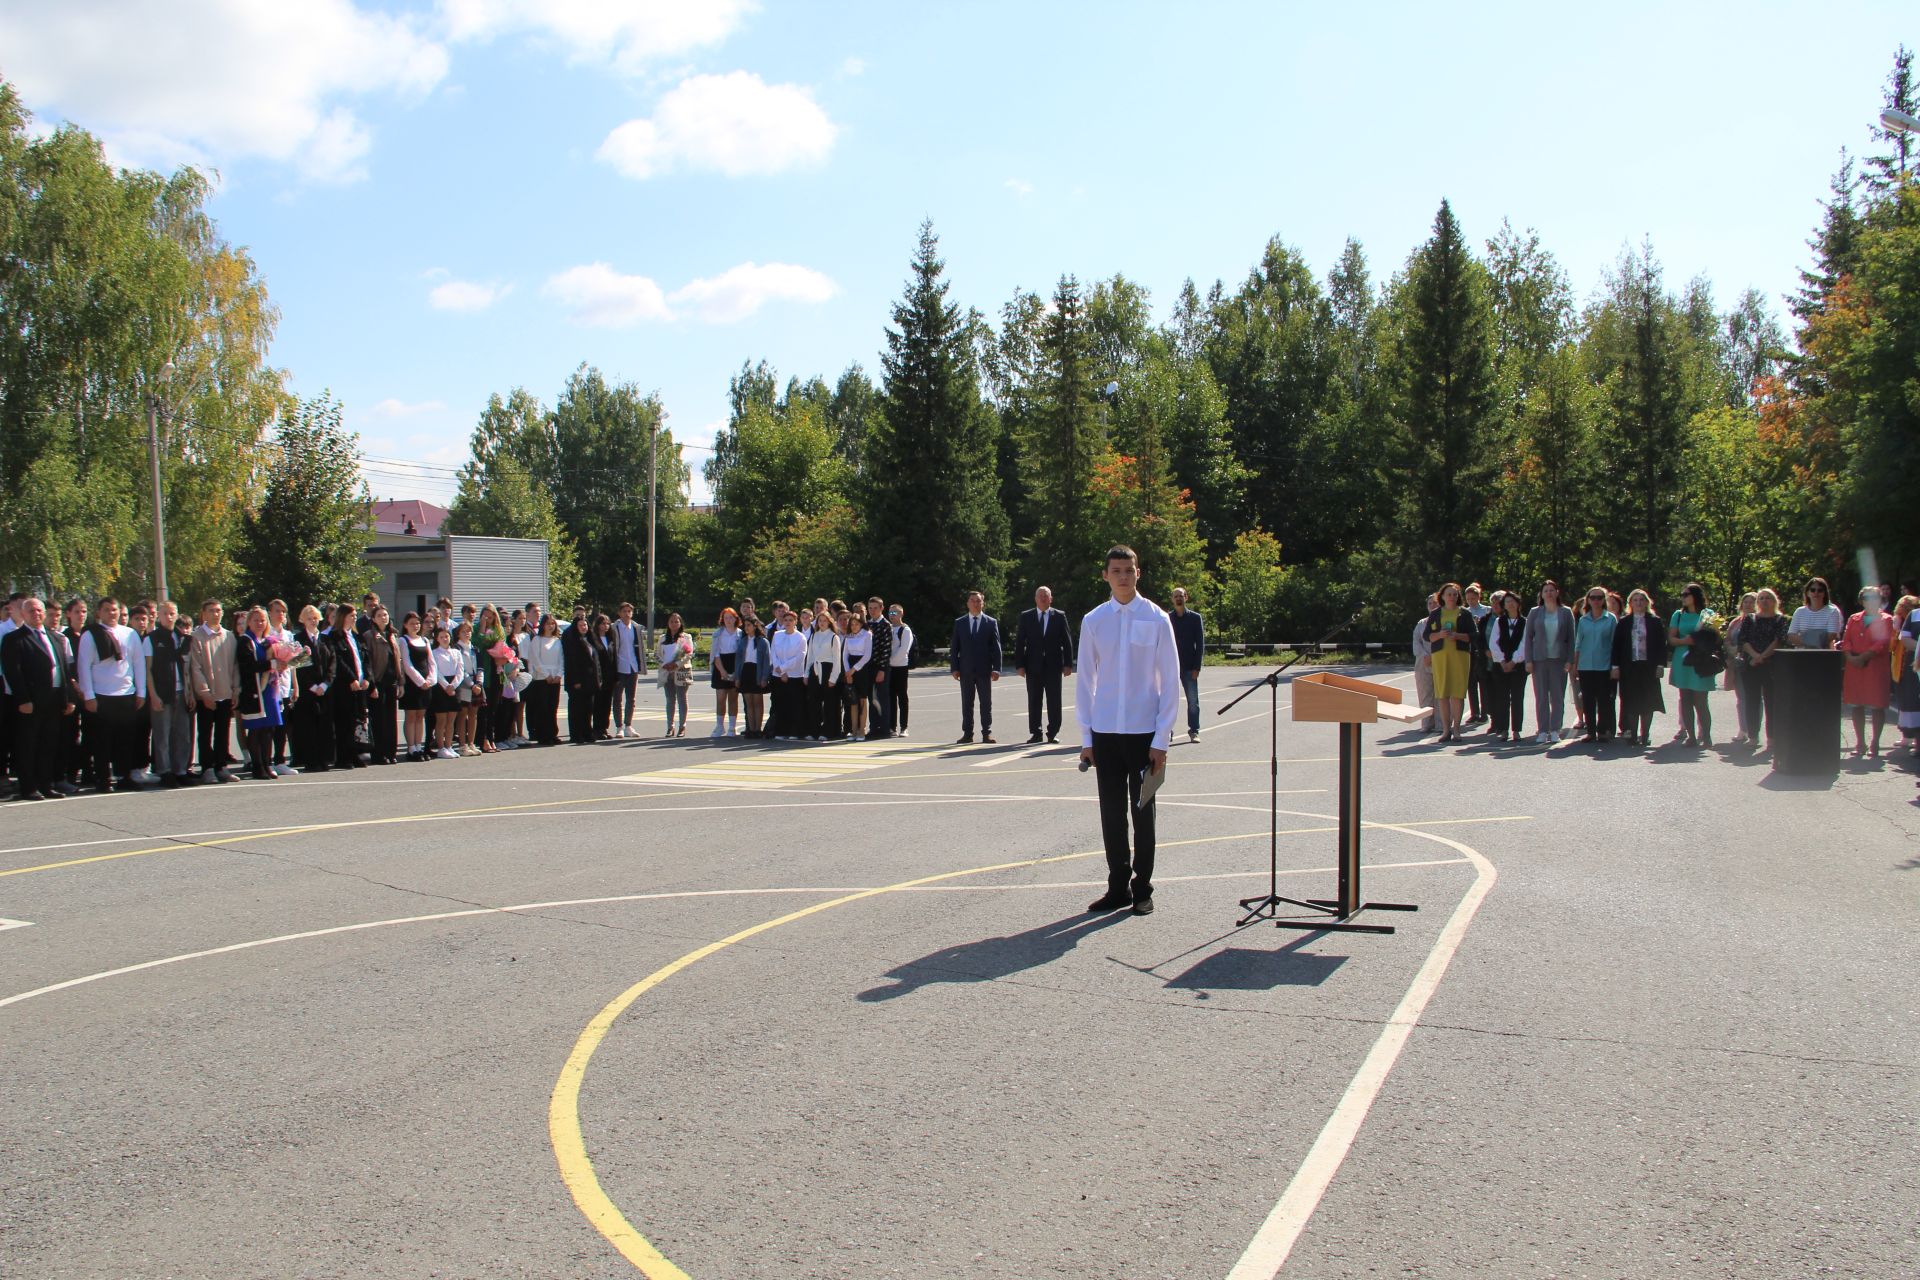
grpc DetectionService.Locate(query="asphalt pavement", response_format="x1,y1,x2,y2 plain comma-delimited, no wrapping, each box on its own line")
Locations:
2,665,1915,1279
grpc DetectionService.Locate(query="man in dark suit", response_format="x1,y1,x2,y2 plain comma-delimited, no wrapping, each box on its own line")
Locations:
2,597,78,800
949,590,1001,744
1014,585,1074,744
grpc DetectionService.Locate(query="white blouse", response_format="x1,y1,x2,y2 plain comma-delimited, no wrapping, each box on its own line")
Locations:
1788,603,1844,645
843,629,872,672
432,646,464,691
806,629,842,680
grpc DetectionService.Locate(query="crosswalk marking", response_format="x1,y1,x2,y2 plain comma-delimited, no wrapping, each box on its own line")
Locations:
0,918,33,933
612,738,950,791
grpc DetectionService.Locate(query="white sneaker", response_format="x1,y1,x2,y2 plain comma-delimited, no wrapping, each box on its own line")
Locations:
709,725,724,738
202,767,217,784
272,764,295,776
437,747,456,759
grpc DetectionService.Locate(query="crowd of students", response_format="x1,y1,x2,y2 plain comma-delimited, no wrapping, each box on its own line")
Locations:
0,590,927,800
1411,577,1920,760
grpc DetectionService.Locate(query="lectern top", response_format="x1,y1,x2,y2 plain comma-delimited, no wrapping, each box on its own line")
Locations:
1291,670,1429,724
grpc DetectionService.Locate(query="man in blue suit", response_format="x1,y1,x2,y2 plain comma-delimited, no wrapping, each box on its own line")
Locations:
949,590,1001,744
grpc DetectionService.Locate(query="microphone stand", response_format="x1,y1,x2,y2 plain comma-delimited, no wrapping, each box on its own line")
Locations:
1216,611,1362,927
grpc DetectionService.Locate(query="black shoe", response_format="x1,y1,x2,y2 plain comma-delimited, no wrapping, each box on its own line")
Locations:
982,733,996,744
956,733,973,744
1047,734,1059,744
53,781,79,795
1087,894,1131,913
42,788,65,800
16,790,44,801
1027,732,1044,744
1131,897,1156,916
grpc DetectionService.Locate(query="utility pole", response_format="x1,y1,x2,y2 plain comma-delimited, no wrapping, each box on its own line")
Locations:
146,362,173,600
645,417,658,654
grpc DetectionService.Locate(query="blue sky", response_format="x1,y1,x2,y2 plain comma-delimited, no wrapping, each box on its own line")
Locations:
4,2,1914,503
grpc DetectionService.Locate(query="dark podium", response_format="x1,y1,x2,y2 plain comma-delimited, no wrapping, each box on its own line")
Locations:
1769,649,1843,774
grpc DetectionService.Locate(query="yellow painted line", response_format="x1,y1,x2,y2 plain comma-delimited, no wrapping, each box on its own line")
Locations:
548,824,1485,1276
0,789,713,879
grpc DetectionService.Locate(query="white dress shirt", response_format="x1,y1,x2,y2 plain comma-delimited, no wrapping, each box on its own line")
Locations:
770,629,808,679
843,628,872,673
806,628,842,681
888,623,913,667
1074,594,1180,751
77,625,146,700
614,619,644,675
432,645,464,692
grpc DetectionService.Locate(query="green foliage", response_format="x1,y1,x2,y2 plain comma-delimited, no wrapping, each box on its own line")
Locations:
0,82,281,603
445,395,585,609
1206,529,1290,642
549,366,671,606
1676,405,1776,604
741,503,863,607
863,222,1009,623
235,395,377,608
707,390,849,593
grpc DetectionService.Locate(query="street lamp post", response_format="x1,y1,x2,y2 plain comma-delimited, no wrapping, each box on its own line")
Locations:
145,361,174,600
1883,107,1918,182
645,417,658,654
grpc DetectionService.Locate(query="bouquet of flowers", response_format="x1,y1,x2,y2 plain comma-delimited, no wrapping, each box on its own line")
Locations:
270,640,311,670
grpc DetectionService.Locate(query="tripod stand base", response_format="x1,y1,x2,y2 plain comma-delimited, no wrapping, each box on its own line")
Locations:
1239,892,1418,935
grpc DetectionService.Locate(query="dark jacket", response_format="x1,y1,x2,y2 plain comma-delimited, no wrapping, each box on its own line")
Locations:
1422,608,1477,657
322,627,366,689
562,622,600,689
1170,607,1205,674
294,625,335,699
147,626,192,703
2,625,76,709
866,613,891,672
1608,613,1670,668
235,632,273,718
949,612,1002,676
593,632,618,685
1014,607,1074,676
364,627,398,696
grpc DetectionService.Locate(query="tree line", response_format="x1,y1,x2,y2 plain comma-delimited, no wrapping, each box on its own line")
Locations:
5,51,1916,643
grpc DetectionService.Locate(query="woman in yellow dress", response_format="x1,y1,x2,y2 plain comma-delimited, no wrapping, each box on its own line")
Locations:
1423,582,1476,742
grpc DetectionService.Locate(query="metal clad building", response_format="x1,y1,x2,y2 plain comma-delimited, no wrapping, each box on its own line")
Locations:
447,535,549,612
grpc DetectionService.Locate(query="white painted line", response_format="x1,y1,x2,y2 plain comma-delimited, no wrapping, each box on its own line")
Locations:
0,917,32,932
1225,827,1498,1279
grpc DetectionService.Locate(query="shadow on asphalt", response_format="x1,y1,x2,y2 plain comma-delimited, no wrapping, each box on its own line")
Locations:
856,911,1131,1002
1161,939,1346,991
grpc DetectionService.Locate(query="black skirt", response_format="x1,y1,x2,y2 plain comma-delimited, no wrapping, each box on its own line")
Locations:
712,649,738,689
431,687,460,715
401,680,430,711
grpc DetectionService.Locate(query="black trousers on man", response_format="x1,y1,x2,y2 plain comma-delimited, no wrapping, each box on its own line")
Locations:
1092,731,1157,902
85,694,140,786
12,695,66,797
332,686,366,766
197,699,233,773
886,669,909,733
1026,669,1063,739
958,671,993,735
866,669,890,738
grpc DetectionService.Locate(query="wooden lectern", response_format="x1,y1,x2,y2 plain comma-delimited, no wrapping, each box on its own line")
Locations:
1271,672,1429,933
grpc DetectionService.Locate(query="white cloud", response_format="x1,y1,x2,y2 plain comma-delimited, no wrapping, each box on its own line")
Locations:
0,0,448,183
428,279,511,311
367,398,450,419
441,0,753,75
543,262,673,327
669,262,837,324
544,260,837,326
840,56,866,77
596,71,836,180
1005,177,1034,197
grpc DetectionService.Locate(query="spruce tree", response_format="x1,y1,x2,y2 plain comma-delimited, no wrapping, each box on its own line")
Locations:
1018,274,1105,611
863,222,1008,627
1389,200,1497,587
235,394,377,607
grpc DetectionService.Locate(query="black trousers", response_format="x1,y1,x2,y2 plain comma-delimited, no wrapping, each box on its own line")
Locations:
1025,668,1062,737
567,682,596,742
332,686,366,765
1738,663,1774,744
290,690,332,770
85,694,140,784
1486,665,1528,737
12,695,67,796
1467,651,1487,719
493,692,518,742
0,696,12,789
886,668,909,732
197,699,233,771
769,677,800,737
367,687,398,761
60,701,84,781
1577,670,1616,738
807,666,836,737
528,680,560,743
1092,731,1157,900
592,682,615,739
866,669,890,737
958,670,993,733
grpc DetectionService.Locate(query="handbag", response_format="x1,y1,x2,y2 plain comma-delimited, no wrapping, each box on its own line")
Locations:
672,663,693,687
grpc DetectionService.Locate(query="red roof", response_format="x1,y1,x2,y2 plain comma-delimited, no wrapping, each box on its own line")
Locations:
372,499,448,537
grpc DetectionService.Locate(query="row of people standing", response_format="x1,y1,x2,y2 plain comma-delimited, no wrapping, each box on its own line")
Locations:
1415,576,1920,759
650,597,913,742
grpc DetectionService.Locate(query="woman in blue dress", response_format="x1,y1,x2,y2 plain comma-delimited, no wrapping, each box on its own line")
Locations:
1668,583,1720,748
235,605,285,781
